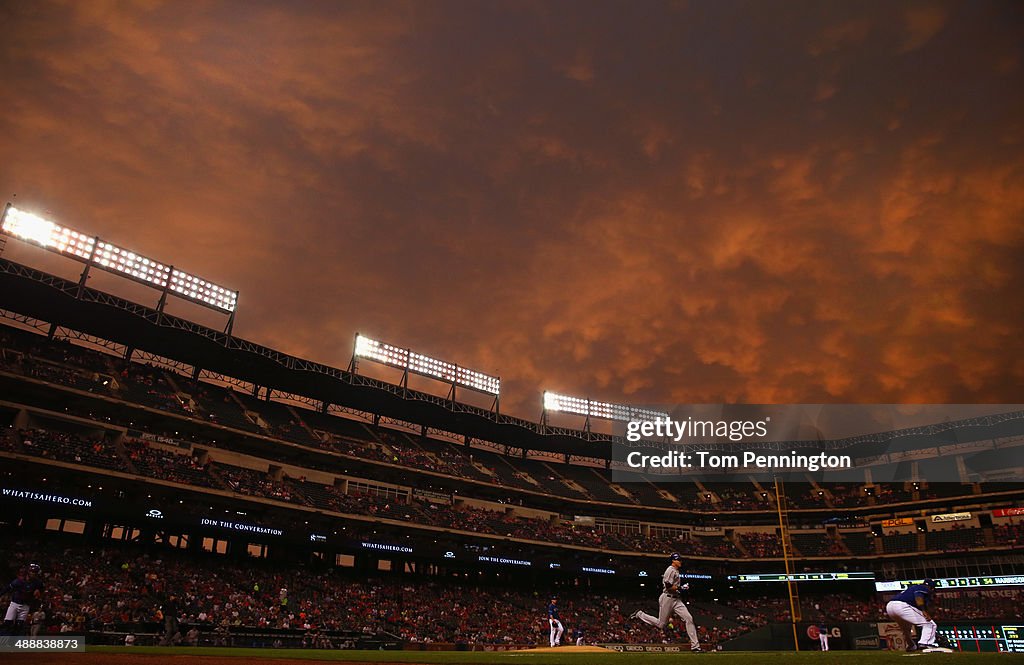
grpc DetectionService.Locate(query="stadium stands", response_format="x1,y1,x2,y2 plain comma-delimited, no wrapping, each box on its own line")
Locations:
123,438,220,489
2,319,1024,654
3,531,1017,648
839,531,877,556
789,532,846,558
925,525,986,554
738,532,783,558
882,532,920,554
2,324,1007,520
2,323,1023,594
13,428,127,472
994,523,1023,547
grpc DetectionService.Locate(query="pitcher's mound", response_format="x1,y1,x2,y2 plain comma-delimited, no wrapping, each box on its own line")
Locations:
515,645,616,653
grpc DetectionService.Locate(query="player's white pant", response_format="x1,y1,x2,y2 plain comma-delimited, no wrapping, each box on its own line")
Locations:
886,600,937,648
819,632,829,651
5,602,29,623
576,636,583,646
636,593,700,649
549,618,563,647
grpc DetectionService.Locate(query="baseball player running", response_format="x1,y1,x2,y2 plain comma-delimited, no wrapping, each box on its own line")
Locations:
547,596,563,647
631,553,702,652
3,564,44,635
885,578,939,651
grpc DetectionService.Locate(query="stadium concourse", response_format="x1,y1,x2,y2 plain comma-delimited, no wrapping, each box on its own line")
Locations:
0,320,1023,653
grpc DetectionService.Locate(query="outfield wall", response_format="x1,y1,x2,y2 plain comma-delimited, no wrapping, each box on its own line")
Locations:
722,622,884,651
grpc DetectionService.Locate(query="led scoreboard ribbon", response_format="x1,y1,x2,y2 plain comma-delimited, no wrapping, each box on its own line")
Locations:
731,572,875,582
875,575,1024,591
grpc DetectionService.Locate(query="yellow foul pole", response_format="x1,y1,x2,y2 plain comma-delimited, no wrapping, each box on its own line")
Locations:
775,476,801,651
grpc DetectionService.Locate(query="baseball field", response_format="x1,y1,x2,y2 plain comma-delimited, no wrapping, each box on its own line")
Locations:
3,646,1022,665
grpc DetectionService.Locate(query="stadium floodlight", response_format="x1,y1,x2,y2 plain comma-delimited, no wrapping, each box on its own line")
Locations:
456,365,501,395
355,335,410,368
170,268,238,312
94,240,170,288
353,333,500,396
409,350,457,383
1,204,238,315
2,206,96,260
543,391,669,423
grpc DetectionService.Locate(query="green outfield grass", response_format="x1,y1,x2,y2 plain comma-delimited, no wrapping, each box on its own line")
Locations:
85,646,1024,663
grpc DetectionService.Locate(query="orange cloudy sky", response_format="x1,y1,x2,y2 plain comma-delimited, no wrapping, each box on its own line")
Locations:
0,1,1021,417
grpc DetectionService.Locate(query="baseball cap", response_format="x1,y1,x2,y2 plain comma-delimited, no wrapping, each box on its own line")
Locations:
669,552,682,561
28,564,41,574
923,578,936,588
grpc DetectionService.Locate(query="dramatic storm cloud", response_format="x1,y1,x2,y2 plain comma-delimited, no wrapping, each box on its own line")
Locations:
1,0,1021,417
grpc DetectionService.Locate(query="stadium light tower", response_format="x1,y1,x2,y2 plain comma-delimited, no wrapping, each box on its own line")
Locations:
350,333,500,412
541,390,669,435
1,203,239,334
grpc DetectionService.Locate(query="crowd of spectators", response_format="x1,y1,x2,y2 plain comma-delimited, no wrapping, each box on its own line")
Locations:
789,532,847,557
115,365,193,416
927,591,1020,621
5,423,1014,560
1,327,1020,568
807,595,877,622
0,326,999,516
216,466,301,505
188,387,259,433
924,524,987,553
841,531,877,556
682,488,774,512
668,482,970,513
378,439,460,477
0,537,728,646
820,538,848,557
882,532,920,554
9,429,126,472
0,335,116,394
122,439,219,488
993,523,1023,547
828,485,920,508
2,535,1019,649
739,532,783,558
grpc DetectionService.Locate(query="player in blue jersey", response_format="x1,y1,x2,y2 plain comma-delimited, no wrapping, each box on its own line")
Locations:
3,564,44,635
547,595,563,647
885,578,938,651
572,625,584,646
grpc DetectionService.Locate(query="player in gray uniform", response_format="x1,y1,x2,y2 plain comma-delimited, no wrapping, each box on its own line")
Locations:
631,553,702,652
